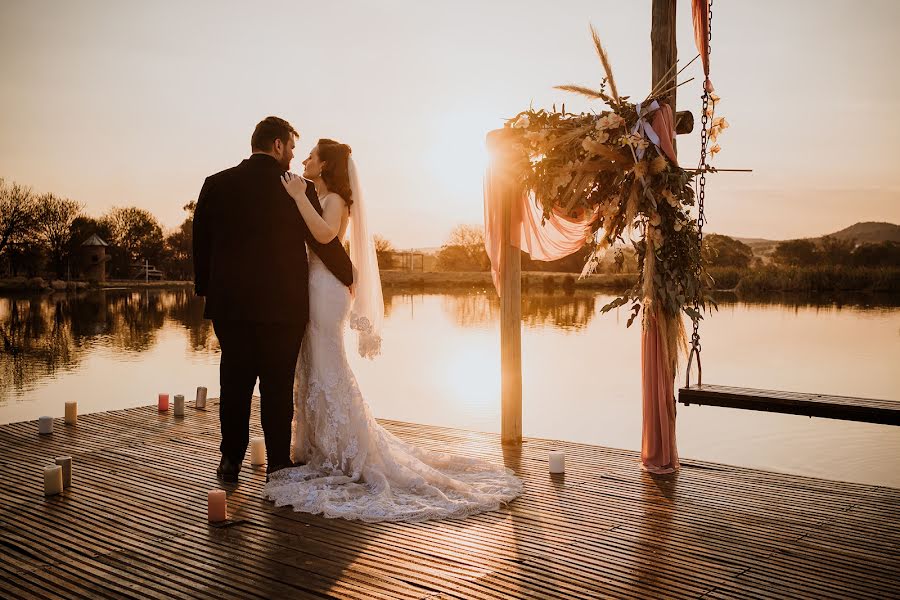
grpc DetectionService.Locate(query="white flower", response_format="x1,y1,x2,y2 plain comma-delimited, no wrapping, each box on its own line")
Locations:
649,213,661,227
514,114,530,129
673,220,683,232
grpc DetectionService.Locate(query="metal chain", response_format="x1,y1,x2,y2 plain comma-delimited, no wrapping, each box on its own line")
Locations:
687,0,712,388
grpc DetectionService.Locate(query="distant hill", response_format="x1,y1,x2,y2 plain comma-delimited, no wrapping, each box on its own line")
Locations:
727,222,899,256
826,222,900,244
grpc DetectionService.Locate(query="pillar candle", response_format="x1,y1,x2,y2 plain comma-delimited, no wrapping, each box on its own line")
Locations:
549,451,566,474
44,465,63,496
64,401,77,426
195,386,207,409
55,456,72,488
38,416,53,435
174,394,185,417
158,393,169,412
250,437,266,466
208,490,227,522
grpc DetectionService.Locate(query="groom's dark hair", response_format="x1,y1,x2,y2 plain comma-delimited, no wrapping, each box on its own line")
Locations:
251,116,299,152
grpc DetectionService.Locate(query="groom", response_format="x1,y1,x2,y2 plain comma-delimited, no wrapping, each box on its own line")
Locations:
192,116,354,483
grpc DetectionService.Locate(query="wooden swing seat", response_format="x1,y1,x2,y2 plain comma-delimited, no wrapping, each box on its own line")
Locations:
678,384,900,426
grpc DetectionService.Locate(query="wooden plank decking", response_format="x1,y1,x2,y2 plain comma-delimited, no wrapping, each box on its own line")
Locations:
679,384,900,426
1,399,898,599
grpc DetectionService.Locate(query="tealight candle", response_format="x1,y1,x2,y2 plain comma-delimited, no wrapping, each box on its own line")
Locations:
174,394,185,417
55,456,72,488
208,490,227,522
549,451,566,474
38,416,53,435
195,386,207,409
64,401,77,426
158,393,169,412
250,437,266,466
44,465,63,496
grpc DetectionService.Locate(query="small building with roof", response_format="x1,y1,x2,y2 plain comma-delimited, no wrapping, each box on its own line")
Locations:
81,234,110,282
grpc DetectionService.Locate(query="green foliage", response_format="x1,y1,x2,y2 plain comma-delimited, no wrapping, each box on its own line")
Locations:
504,95,715,329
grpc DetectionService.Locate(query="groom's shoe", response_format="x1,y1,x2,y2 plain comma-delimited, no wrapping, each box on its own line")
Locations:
216,455,241,483
265,461,294,483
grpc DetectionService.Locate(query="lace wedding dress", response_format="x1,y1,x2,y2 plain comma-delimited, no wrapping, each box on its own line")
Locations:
264,250,523,522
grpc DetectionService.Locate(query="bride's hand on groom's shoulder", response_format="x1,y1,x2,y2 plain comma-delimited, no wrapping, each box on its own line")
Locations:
281,172,307,199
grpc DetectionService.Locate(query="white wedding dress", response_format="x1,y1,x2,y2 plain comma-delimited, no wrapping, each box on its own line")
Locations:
264,200,522,522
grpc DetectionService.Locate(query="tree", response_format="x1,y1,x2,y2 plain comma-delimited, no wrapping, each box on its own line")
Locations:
373,235,394,269
436,225,489,271
159,202,196,280
851,241,900,267
818,235,855,266
0,179,39,260
773,239,819,266
35,193,83,277
702,234,753,269
104,207,165,276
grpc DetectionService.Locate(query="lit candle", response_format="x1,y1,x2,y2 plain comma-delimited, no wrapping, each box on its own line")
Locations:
44,465,63,496
549,451,565,474
38,416,53,435
250,437,266,466
195,386,207,409
55,456,72,488
64,401,77,426
208,490,227,522
158,393,169,412
174,394,185,417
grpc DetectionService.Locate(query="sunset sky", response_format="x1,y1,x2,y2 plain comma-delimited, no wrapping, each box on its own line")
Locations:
1,0,898,248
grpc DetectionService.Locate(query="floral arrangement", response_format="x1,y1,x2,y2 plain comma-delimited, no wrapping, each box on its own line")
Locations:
501,27,726,369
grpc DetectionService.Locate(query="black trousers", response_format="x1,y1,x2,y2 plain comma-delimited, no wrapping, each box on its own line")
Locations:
212,320,305,469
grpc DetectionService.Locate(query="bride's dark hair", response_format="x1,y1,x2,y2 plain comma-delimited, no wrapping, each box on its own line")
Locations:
317,139,353,209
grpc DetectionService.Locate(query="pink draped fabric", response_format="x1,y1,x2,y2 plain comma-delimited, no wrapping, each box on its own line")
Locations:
484,166,597,295
692,0,712,90
643,94,681,473
641,308,680,474
650,103,678,164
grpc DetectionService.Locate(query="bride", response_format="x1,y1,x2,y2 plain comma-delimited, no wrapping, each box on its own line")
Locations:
264,138,523,522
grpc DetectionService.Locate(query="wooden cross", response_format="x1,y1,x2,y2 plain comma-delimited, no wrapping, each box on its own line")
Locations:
497,0,689,445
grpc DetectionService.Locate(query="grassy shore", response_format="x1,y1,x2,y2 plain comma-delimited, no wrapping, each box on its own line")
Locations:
382,266,900,294
3,265,897,295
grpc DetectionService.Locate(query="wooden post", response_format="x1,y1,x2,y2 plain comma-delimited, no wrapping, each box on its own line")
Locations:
485,129,523,446
500,166,522,445
652,0,678,113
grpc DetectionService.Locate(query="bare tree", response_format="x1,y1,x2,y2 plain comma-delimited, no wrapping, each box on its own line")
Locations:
35,193,83,276
0,179,39,258
373,234,394,269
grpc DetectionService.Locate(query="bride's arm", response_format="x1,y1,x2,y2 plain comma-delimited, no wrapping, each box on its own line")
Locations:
281,173,343,244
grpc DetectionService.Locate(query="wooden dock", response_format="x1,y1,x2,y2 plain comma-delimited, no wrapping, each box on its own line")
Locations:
679,384,900,426
1,400,898,599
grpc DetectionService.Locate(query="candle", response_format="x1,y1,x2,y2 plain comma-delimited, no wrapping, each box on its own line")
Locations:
158,393,169,412
174,394,185,417
195,386,207,409
64,401,77,426
549,451,566,474
55,456,72,488
250,437,266,466
208,490,227,522
44,465,63,496
38,416,53,435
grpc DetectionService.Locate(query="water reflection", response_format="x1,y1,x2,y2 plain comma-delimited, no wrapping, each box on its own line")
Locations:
436,290,598,330
0,289,214,400
3,288,898,402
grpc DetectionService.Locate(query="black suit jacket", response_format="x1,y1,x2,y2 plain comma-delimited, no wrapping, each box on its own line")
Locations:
192,153,353,324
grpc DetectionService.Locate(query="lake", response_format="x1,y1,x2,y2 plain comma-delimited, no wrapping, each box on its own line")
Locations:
2,288,898,488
